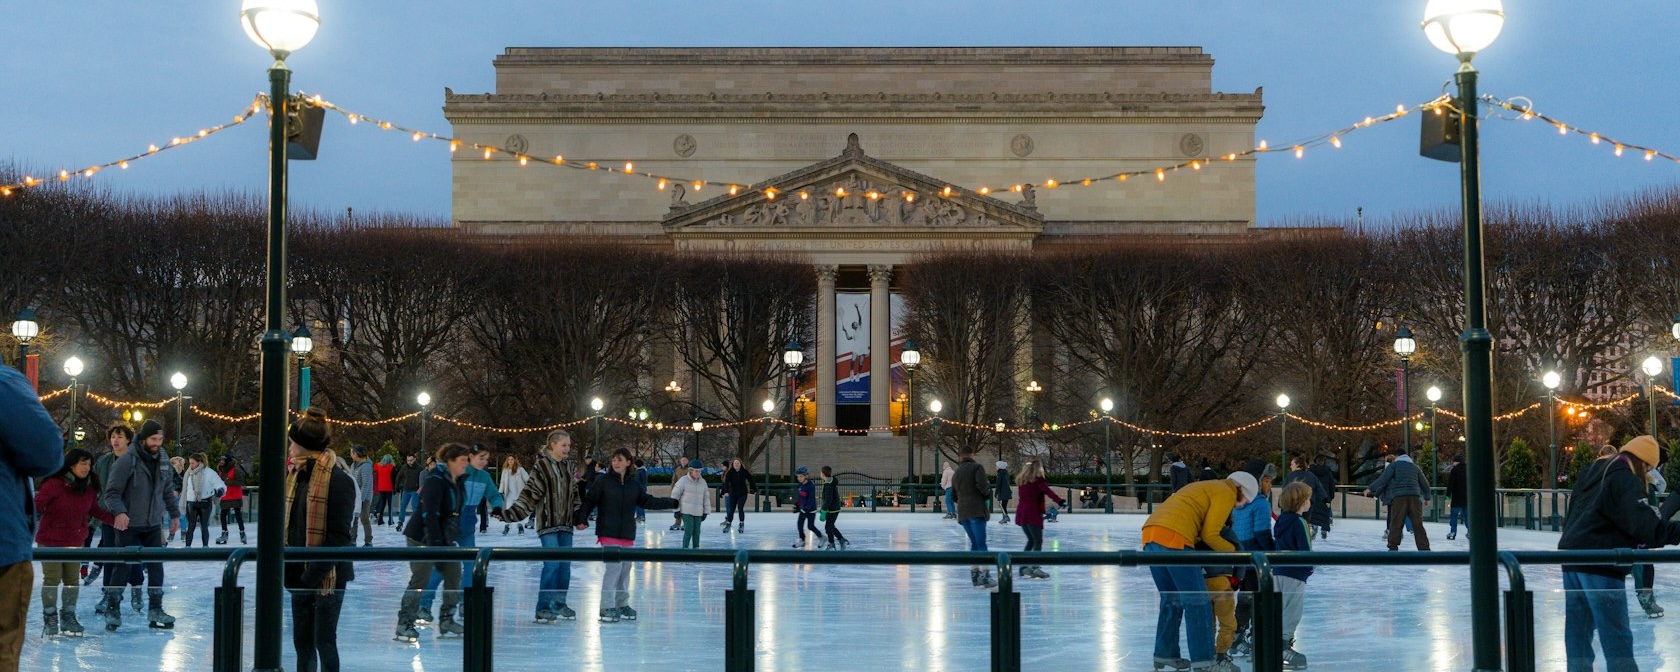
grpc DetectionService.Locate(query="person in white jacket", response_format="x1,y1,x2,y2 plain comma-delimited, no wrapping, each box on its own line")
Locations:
670,460,712,549
499,455,531,535
179,453,225,548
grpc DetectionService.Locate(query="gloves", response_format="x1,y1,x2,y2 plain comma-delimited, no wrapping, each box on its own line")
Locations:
490,507,504,520
701,514,708,521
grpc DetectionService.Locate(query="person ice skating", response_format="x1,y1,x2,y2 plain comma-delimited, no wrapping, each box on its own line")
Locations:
284,408,357,672
722,458,755,532
100,418,180,631
395,452,423,528
821,466,849,549
940,462,957,519
85,425,134,586
1013,459,1062,579
394,443,471,642
995,460,1013,524
179,452,225,548
1630,465,1668,619
1228,459,1277,659
1273,481,1317,670
1,365,65,664
667,460,687,532
349,446,375,546
792,467,823,547
217,455,249,545
166,456,185,543
633,457,649,523
1284,457,1331,540
1445,454,1467,540
671,459,711,549
1167,453,1192,494
952,447,996,588
1140,469,1257,671
579,448,679,623
373,454,396,526
498,429,585,623
1198,523,1242,672
417,444,504,619
1364,448,1432,551
35,448,111,639
498,454,529,535
1309,457,1338,539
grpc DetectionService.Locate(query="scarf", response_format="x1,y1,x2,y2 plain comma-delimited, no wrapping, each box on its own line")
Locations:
285,449,340,595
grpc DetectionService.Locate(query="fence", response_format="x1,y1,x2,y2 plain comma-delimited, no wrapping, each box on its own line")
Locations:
34,545,1680,672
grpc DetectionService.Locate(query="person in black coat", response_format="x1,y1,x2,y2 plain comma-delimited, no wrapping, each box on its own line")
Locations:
580,448,678,622
283,409,357,672
994,461,1013,523
394,453,424,528
1445,454,1468,540
722,458,755,532
1309,457,1338,536
1168,454,1192,494
394,444,470,640
1284,458,1332,538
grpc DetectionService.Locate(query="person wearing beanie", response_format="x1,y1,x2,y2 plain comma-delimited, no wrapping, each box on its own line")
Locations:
1228,459,1277,658
283,408,357,670
670,459,711,549
994,460,1014,524
792,466,823,548
820,466,850,550
1140,469,1255,670
99,418,180,631
1363,449,1432,552
1559,435,1680,669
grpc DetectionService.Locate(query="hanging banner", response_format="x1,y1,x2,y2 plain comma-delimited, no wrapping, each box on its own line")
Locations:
836,292,870,403
1395,367,1407,413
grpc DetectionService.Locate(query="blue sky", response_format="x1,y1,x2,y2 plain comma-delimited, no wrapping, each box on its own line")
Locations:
2,1,1676,226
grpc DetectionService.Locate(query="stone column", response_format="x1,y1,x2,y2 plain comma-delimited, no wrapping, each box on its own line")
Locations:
868,264,893,432
816,265,838,430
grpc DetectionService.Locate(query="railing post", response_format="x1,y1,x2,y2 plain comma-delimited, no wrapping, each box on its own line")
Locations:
213,548,248,672
464,547,494,672
990,553,1020,672
1499,551,1535,672
1251,552,1283,672
726,550,756,672
1340,487,1348,519
870,485,879,513
1525,493,1538,530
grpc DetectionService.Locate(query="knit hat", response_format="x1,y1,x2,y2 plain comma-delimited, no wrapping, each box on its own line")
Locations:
1240,458,1277,483
1227,471,1259,502
287,420,331,453
1621,435,1661,468
134,419,164,446
996,461,1008,469
689,459,703,470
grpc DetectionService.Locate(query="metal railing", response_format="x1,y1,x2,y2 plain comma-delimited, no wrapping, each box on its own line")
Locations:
34,545,1680,672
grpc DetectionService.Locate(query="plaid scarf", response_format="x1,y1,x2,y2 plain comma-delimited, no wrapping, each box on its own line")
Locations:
285,450,340,595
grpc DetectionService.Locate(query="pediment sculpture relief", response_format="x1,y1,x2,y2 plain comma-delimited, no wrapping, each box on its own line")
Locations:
700,174,989,229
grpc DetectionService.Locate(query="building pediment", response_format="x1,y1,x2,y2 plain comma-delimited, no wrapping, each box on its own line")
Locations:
662,134,1045,237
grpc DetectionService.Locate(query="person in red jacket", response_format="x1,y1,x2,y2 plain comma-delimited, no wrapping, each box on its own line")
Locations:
36,448,116,637
1012,459,1064,580
373,455,397,525
217,455,249,545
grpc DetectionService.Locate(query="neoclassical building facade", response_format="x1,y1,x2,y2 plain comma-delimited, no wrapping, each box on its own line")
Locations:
444,47,1273,472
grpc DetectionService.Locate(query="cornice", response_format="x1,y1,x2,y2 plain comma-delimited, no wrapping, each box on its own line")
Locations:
493,46,1214,68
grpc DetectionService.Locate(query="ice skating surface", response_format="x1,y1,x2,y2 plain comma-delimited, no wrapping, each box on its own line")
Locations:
20,513,1680,671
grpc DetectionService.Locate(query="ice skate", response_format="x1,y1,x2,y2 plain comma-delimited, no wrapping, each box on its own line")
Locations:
1210,653,1240,672
519,525,526,535
1446,531,1457,540
535,609,559,624
436,612,464,637
240,530,248,544
1027,566,1050,579
503,525,511,535
415,607,434,625
102,593,122,632
1281,640,1309,669
737,523,744,533
1229,629,1252,658
43,608,59,638
166,531,175,543
669,521,682,531
130,586,143,613
1638,589,1665,618
1152,656,1190,671
393,623,419,643
147,607,176,629
720,519,730,530
1000,515,1010,524
971,569,997,589
839,538,850,550
617,605,637,620
82,565,102,586
216,531,228,545
557,603,577,620
599,607,620,623
825,541,837,550
59,610,85,637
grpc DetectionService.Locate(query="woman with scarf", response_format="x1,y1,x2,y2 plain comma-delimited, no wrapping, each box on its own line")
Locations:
180,453,225,548
285,408,357,672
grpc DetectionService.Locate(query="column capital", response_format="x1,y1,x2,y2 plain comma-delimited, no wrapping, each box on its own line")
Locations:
816,264,839,285
867,264,893,285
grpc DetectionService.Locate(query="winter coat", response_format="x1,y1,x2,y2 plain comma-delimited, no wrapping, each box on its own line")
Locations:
34,475,114,547
498,466,529,505
723,467,756,498
1013,478,1065,528
581,468,677,542
102,445,181,531
1272,510,1315,582
1231,493,1276,550
181,464,227,503
349,459,374,500
284,458,357,590
1559,454,1680,579
1368,456,1431,502
1142,479,1240,552
1447,463,1467,507
502,453,582,536
1285,469,1333,528
940,466,955,491
671,474,712,516
795,479,818,513
951,458,991,520
821,478,842,512
1197,525,1242,578
994,467,1013,501
460,465,504,511
403,465,464,546
1169,462,1192,494
397,461,424,492
92,452,118,496
220,463,248,502
373,461,396,493
1309,464,1338,502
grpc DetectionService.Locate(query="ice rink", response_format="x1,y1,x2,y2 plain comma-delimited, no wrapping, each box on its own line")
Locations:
20,512,1680,671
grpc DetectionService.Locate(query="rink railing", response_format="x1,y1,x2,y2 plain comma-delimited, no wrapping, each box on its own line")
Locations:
35,546,1680,672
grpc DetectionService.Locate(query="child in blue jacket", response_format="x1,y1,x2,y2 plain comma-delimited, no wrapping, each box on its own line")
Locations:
791,467,823,548
1273,481,1316,670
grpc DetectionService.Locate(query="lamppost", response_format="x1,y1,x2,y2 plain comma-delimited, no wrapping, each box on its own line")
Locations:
291,324,314,410
691,419,704,464
1427,385,1443,485
591,396,606,457
901,340,920,481
63,357,84,448
928,399,943,471
1643,357,1663,439
1395,327,1417,454
11,308,39,388
761,399,774,507
1100,397,1114,513
1276,394,1292,475
783,340,804,479
241,2,320,666
170,372,189,452
1422,2,1505,666
417,391,432,452
1543,371,1561,531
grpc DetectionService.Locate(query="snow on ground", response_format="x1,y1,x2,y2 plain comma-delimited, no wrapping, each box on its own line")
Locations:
19,512,1680,671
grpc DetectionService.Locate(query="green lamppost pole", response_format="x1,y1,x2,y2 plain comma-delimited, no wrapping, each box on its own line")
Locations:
1395,327,1416,454
64,357,84,449
929,399,943,476
1422,2,1505,668
1276,394,1291,475
1100,398,1114,513
1427,385,1443,515
170,373,189,452
1542,371,1560,530
901,341,920,482
761,399,774,509
417,392,432,451
241,1,320,667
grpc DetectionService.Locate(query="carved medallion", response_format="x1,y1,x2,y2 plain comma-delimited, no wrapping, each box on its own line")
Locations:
1179,133,1205,157
504,134,528,155
1010,134,1035,157
673,134,697,157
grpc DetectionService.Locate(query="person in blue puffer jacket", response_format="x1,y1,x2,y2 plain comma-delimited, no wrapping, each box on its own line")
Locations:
791,467,823,548
1228,459,1277,658
419,444,504,620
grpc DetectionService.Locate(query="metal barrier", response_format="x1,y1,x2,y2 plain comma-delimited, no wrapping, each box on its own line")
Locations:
35,544,1680,671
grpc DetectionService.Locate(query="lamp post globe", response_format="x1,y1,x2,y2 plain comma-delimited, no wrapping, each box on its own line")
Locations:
1643,356,1664,378
1427,386,1443,404
1276,394,1291,410
290,325,314,355
1422,0,1505,59
783,340,805,369
63,357,84,378
417,391,432,408
928,399,942,415
899,341,920,369
171,372,188,391
1099,398,1114,414
692,420,704,433
10,308,39,343
240,0,321,60
1393,327,1417,357
590,397,605,413
1543,371,1561,391
763,399,775,415
1671,312,1680,342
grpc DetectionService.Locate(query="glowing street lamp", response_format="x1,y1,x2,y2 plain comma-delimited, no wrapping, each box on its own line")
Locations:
1100,397,1115,513
901,340,920,480
11,308,40,388
1543,371,1562,530
64,357,84,448
1276,393,1292,474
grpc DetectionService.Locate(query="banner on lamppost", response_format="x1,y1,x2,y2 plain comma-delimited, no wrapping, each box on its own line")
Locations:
1395,367,1407,413
1672,357,1679,406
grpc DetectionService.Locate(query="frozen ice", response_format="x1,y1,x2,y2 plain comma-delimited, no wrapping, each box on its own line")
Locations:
19,512,1680,670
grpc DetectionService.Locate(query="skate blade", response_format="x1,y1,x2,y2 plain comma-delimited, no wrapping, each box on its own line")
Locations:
393,636,418,643
149,623,174,629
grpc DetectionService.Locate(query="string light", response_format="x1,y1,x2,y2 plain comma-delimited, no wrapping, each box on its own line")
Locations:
1489,94,1680,166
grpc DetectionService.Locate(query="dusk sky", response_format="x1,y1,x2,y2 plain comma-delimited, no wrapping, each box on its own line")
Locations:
3,1,1676,226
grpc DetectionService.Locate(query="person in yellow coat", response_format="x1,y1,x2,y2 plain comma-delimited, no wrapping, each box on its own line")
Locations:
1140,471,1258,671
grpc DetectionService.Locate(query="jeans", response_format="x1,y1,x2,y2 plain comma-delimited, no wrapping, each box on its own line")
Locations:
682,514,703,548
421,518,476,610
396,491,417,526
291,590,344,672
537,531,574,612
97,526,145,586
1448,506,1467,535
958,517,988,551
1144,542,1214,664
1563,570,1636,671
725,493,747,524
796,511,822,541
356,497,373,544
945,488,955,514
399,538,459,625
105,527,165,608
